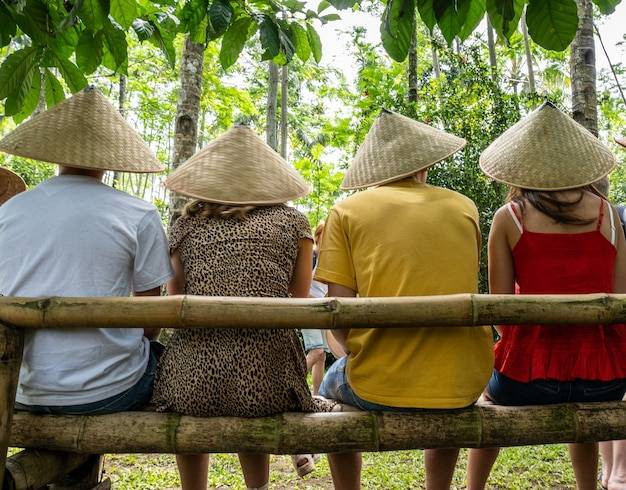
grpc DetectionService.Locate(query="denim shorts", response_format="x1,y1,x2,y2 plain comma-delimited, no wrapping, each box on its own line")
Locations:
301,329,329,352
487,369,626,406
319,356,424,412
15,341,163,415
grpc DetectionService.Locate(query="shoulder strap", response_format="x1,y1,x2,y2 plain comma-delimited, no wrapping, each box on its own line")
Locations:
506,202,523,234
606,201,616,246
597,198,605,230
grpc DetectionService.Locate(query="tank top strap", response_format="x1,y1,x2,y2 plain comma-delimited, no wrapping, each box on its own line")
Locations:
506,202,523,234
596,198,605,230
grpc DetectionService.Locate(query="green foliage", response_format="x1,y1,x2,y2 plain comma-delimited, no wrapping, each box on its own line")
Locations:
526,0,579,51
0,155,55,188
486,0,524,41
381,0,415,61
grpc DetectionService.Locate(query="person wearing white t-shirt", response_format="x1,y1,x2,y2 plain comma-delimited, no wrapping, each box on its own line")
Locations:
0,88,173,414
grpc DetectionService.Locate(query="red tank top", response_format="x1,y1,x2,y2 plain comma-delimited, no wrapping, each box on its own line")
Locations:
494,200,626,382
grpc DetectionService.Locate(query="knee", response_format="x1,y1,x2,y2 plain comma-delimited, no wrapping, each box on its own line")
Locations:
309,348,325,364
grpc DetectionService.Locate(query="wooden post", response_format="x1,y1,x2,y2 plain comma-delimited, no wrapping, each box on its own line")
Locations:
0,323,23,486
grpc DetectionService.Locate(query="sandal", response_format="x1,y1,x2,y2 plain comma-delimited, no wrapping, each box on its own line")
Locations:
291,454,316,478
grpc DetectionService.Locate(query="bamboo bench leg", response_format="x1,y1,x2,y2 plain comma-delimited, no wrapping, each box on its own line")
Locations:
0,323,23,486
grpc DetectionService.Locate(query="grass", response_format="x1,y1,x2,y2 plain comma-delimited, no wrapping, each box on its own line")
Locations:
102,445,578,489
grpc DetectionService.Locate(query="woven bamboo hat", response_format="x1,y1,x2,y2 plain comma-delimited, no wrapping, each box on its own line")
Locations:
0,87,163,173
0,167,26,205
341,109,466,190
166,125,310,205
616,136,626,149
480,102,616,191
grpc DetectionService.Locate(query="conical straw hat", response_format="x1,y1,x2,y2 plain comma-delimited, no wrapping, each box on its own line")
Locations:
616,136,626,149
0,87,163,173
480,102,616,191
0,167,26,205
341,109,466,190
166,125,310,205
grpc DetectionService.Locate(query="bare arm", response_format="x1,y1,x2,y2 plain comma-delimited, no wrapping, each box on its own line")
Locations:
289,239,314,298
166,250,186,296
612,206,626,294
488,208,516,335
327,282,357,352
134,287,162,340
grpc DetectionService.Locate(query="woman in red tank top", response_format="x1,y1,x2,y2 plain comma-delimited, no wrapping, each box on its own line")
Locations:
467,103,624,490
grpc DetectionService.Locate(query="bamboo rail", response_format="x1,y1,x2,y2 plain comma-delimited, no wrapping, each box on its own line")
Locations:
7,402,626,454
1,293,626,329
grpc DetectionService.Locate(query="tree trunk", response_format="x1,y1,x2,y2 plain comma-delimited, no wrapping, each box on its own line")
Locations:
33,69,46,115
408,16,418,103
431,38,441,78
570,0,598,135
486,17,497,80
198,108,207,149
266,62,279,151
280,65,288,159
521,10,536,93
170,38,205,223
112,74,127,189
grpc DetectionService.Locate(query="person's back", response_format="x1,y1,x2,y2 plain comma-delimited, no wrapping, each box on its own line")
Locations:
0,87,171,413
0,175,171,406
318,179,493,408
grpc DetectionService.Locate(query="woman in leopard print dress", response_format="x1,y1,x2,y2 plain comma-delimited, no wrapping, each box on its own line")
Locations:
151,126,333,490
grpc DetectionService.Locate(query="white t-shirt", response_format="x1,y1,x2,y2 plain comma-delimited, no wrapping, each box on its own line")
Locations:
0,175,173,406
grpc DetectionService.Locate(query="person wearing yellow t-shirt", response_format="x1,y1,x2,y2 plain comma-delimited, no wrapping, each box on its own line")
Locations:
316,109,494,490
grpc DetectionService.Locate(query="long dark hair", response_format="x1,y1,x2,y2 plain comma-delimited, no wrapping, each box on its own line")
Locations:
507,186,603,226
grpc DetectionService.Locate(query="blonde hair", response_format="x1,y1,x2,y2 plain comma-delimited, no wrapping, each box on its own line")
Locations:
184,200,256,219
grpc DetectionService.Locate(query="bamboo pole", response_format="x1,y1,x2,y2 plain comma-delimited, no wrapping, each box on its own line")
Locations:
0,324,23,485
4,450,90,490
9,401,626,454
0,294,626,330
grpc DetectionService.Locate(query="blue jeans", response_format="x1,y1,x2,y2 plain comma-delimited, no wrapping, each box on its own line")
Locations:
487,369,626,406
319,356,424,412
15,341,163,415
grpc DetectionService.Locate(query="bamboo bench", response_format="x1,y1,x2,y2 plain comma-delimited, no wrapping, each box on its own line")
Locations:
1,294,625,489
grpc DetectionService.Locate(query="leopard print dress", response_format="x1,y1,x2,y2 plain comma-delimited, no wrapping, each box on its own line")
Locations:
151,205,333,417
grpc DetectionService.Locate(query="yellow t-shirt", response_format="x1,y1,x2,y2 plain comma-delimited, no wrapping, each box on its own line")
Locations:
315,179,494,408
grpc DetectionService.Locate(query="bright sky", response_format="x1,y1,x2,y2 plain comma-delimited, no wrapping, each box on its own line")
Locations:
314,3,626,85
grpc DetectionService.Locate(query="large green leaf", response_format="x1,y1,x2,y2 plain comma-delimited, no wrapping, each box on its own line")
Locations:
434,0,471,45
526,0,577,51
103,20,128,73
381,0,415,62
219,16,252,69
54,56,88,92
44,69,65,108
329,0,357,8
131,18,155,40
592,0,621,13
290,22,311,62
0,4,17,48
179,0,208,33
306,23,322,63
4,66,37,117
260,16,280,61
459,0,486,41
111,0,138,29
416,0,436,31
13,0,51,44
278,27,295,62
486,0,524,41
79,0,110,32
149,20,176,69
0,46,39,100
9,70,40,121
76,30,104,74
207,0,233,39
